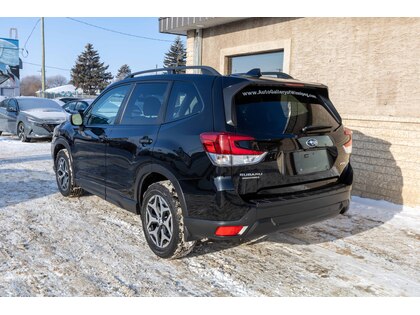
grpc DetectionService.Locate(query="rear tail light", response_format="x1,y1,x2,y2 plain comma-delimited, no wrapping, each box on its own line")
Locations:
343,127,353,154
215,225,247,236
200,132,267,166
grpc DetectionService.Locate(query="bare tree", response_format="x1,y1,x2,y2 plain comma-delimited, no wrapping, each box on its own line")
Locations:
46,75,68,88
20,75,42,96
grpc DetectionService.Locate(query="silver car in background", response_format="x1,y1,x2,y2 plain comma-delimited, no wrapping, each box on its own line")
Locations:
0,97,68,142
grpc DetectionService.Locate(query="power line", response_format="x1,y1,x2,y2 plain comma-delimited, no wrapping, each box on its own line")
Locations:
23,61,70,71
66,17,173,43
21,18,41,58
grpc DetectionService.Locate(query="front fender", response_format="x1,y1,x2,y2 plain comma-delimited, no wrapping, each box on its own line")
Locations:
51,137,72,165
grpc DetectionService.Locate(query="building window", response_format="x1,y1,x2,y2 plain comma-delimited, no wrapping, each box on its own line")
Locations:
229,50,284,74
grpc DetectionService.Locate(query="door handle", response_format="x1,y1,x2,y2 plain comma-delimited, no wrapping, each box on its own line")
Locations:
139,136,153,145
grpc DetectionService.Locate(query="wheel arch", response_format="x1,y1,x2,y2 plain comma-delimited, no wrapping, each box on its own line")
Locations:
52,138,73,163
135,165,189,218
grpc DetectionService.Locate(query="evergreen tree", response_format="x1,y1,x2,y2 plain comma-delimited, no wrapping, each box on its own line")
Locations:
163,36,186,69
116,64,132,81
70,43,113,95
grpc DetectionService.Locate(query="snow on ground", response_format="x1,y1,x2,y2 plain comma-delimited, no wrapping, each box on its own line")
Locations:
0,134,419,296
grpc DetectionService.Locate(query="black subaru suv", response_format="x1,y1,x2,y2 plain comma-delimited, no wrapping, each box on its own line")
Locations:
51,66,353,258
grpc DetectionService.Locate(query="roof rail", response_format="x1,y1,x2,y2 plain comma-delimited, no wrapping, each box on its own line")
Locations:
231,68,294,80
125,66,221,79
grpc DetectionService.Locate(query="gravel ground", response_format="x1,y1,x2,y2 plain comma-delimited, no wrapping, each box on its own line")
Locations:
0,134,419,296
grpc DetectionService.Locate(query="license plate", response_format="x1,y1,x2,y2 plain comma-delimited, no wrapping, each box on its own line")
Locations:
293,149,330,175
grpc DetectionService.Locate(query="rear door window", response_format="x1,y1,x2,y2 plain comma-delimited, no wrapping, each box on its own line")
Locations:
234,86,340,137
120,83,168,125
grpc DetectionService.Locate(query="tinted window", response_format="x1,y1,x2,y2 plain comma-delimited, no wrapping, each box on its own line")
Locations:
75,101,88,112
234,86,340,137
64,101,77,111
7,99,18,112
86,85,130,125
165,82,203,122
0,100,6,108
120,83,168,125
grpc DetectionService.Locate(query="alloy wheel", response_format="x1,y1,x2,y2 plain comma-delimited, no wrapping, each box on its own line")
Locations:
18,123,25,140
57,157,69,191
145,195,173,248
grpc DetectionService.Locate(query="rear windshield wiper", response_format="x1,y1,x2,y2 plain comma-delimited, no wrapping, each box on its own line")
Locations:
301,125,333,133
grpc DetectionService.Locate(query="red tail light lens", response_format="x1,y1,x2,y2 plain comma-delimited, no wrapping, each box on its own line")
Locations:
215,225,246,236
200,132,263,155
343,127,353,154
200,132,267,167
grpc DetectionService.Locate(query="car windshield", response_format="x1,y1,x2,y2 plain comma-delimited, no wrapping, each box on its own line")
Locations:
18,98,64,112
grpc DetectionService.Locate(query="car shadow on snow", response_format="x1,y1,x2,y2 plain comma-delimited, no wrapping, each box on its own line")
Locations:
0,136,57,207
190,130,404,256
0,168,57,209
0,154,52,165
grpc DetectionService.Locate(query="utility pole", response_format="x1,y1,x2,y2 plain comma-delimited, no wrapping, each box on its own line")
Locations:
41,17,46,98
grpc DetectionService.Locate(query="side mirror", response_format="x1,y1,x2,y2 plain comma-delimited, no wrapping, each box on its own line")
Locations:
70,113,83,126
7,106,17,113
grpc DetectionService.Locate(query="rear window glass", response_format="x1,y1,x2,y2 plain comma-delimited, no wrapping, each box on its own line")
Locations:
234,86,340,137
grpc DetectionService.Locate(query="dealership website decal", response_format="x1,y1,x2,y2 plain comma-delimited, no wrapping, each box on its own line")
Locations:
242,89,317,99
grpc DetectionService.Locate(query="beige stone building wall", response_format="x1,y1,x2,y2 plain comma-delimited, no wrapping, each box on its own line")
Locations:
186,34,195,68
188,17,420,118
343,115,420,206
186,17,420,205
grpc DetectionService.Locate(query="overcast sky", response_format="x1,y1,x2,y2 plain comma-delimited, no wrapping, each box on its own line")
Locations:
0,17,178,81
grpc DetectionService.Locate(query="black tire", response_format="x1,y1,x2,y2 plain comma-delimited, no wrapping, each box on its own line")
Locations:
141,180,196,259
0,131,2,136
17,122,30,142
55,149,84,197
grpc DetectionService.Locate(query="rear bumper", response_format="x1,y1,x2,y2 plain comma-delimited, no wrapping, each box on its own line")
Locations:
184,183,351,241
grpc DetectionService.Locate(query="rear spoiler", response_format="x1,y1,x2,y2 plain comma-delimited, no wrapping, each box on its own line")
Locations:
222,80,330,127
